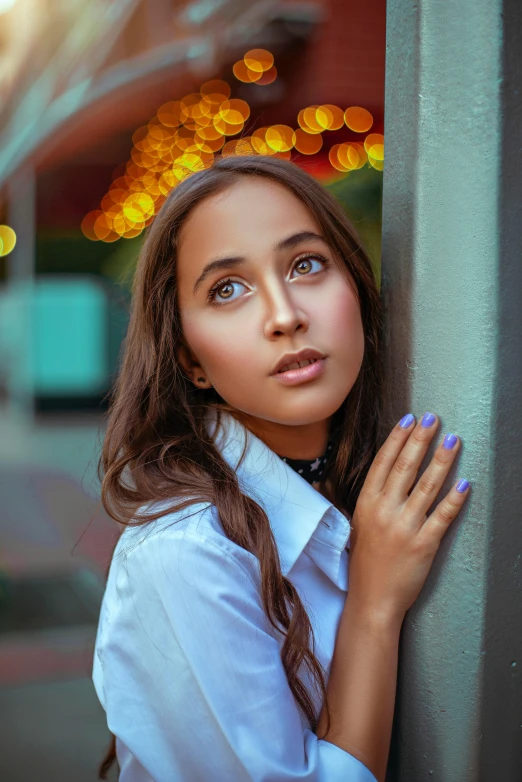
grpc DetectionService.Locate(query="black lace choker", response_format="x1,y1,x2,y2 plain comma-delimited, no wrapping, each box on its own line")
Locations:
277,441,333,485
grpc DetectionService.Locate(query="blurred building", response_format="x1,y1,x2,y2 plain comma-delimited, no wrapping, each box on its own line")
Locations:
0,3,386,779
0,0,385,418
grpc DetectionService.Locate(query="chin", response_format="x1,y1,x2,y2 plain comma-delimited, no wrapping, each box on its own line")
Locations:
257,394,349,428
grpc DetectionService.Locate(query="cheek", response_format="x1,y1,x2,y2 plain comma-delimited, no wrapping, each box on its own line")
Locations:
319,282,364,359
182,310,254,378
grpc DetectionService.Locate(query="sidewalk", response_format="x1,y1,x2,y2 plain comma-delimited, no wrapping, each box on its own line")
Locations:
0,408,120,781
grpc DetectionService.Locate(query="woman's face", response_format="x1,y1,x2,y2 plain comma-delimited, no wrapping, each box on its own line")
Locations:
176,177,365,452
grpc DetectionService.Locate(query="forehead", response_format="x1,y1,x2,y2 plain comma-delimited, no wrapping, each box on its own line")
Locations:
177,177,320,267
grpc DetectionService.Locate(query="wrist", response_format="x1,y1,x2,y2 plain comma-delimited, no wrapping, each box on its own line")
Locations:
343,592,405,634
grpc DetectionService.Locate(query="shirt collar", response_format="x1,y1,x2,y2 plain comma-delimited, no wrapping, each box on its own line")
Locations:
205,409,351,588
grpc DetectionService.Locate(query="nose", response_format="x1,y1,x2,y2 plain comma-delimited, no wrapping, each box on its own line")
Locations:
262,281,309,339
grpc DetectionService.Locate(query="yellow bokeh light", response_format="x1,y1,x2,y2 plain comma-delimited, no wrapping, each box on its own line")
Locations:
190,102,213,127
368,156,384,171
160,168,181,191
337,142,367,170
196,124,224,141
200,81,231,117
297,107,322,135
123,192,155,223
265,125,296,153
194,133,225,153
180,93,203,121
315,106,334,131
329,144,350,172
251,127,275,155
148,122,177,146
83,60,381,244
0,225,17,256
218,98,250,125
364,134,385,155
213,115,244,136
316,104,345,131
344,106,374,133
244,49,274,73
368,143,384,161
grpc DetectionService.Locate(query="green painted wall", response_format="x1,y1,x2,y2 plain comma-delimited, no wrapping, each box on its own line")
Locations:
381,1,522,780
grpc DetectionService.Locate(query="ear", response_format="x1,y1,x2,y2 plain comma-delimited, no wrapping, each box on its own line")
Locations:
175,340,212,388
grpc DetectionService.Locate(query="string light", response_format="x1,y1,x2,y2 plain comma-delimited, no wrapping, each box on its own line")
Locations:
82,51,383,243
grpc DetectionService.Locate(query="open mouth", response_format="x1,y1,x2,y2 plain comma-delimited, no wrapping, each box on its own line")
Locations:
277,358,320,373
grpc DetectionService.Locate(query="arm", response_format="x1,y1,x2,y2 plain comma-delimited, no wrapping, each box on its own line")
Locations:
315,412,470,782
315,596,402,782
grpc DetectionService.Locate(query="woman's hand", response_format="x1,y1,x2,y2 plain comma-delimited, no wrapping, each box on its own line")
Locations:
348,412,470,624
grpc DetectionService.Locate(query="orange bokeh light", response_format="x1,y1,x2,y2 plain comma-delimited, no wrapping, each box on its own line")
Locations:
294,129,323,155
344,106,374,133
243,49,274,73
254,66,277,85
233,60,262,83
82,49,383,244
157,101,183,128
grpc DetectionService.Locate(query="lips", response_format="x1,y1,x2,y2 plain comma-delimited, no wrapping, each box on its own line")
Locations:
272,348,325,375
277,358,320,373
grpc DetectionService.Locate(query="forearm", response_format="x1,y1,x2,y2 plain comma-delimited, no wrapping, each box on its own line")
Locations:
314,595,403,782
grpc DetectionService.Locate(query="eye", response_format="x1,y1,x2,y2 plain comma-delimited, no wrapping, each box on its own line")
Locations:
206,253,329,305
207,277,248,304
291,253,329,277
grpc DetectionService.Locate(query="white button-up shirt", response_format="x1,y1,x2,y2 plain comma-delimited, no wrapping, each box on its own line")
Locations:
92,410,378,782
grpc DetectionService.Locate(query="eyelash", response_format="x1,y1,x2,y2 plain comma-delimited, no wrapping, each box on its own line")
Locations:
206,253,330,305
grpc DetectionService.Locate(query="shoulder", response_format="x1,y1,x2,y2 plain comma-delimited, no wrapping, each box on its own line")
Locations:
111,498,260,586
97,498,272,647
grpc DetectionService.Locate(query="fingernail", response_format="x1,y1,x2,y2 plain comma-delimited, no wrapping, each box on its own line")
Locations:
399,413,415,428
443,433,458,450
421,412,436,428
456,479,469,493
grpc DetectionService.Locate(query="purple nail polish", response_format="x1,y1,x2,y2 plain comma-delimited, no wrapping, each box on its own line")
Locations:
399,413,415,428
421,412,436,428
443,433,458,450
456,479,469,493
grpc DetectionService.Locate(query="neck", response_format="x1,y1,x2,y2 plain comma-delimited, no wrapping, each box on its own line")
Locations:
233,411,332,460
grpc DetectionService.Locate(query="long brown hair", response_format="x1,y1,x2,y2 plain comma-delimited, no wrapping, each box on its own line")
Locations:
97,155,384,778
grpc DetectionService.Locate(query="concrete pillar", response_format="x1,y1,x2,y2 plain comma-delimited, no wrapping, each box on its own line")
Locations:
381,1,522,780
4,167,36,424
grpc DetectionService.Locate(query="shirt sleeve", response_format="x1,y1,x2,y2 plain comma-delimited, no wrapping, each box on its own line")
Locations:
94,521,378,782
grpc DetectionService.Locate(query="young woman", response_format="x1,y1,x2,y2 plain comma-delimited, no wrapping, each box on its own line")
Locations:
93,155,470,782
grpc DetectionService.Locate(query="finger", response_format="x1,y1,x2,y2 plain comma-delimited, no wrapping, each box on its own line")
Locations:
417,479,470,544
383,412,439,500
406,432,461,518
363,413,417,495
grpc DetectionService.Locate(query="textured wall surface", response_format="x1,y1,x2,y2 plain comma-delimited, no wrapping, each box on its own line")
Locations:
381,0,522,779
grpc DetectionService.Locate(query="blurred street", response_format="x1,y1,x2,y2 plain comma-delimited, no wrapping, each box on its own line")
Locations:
0,408,119,781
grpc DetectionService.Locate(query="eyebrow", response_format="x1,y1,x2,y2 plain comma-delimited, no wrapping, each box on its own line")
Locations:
192,231,327,296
